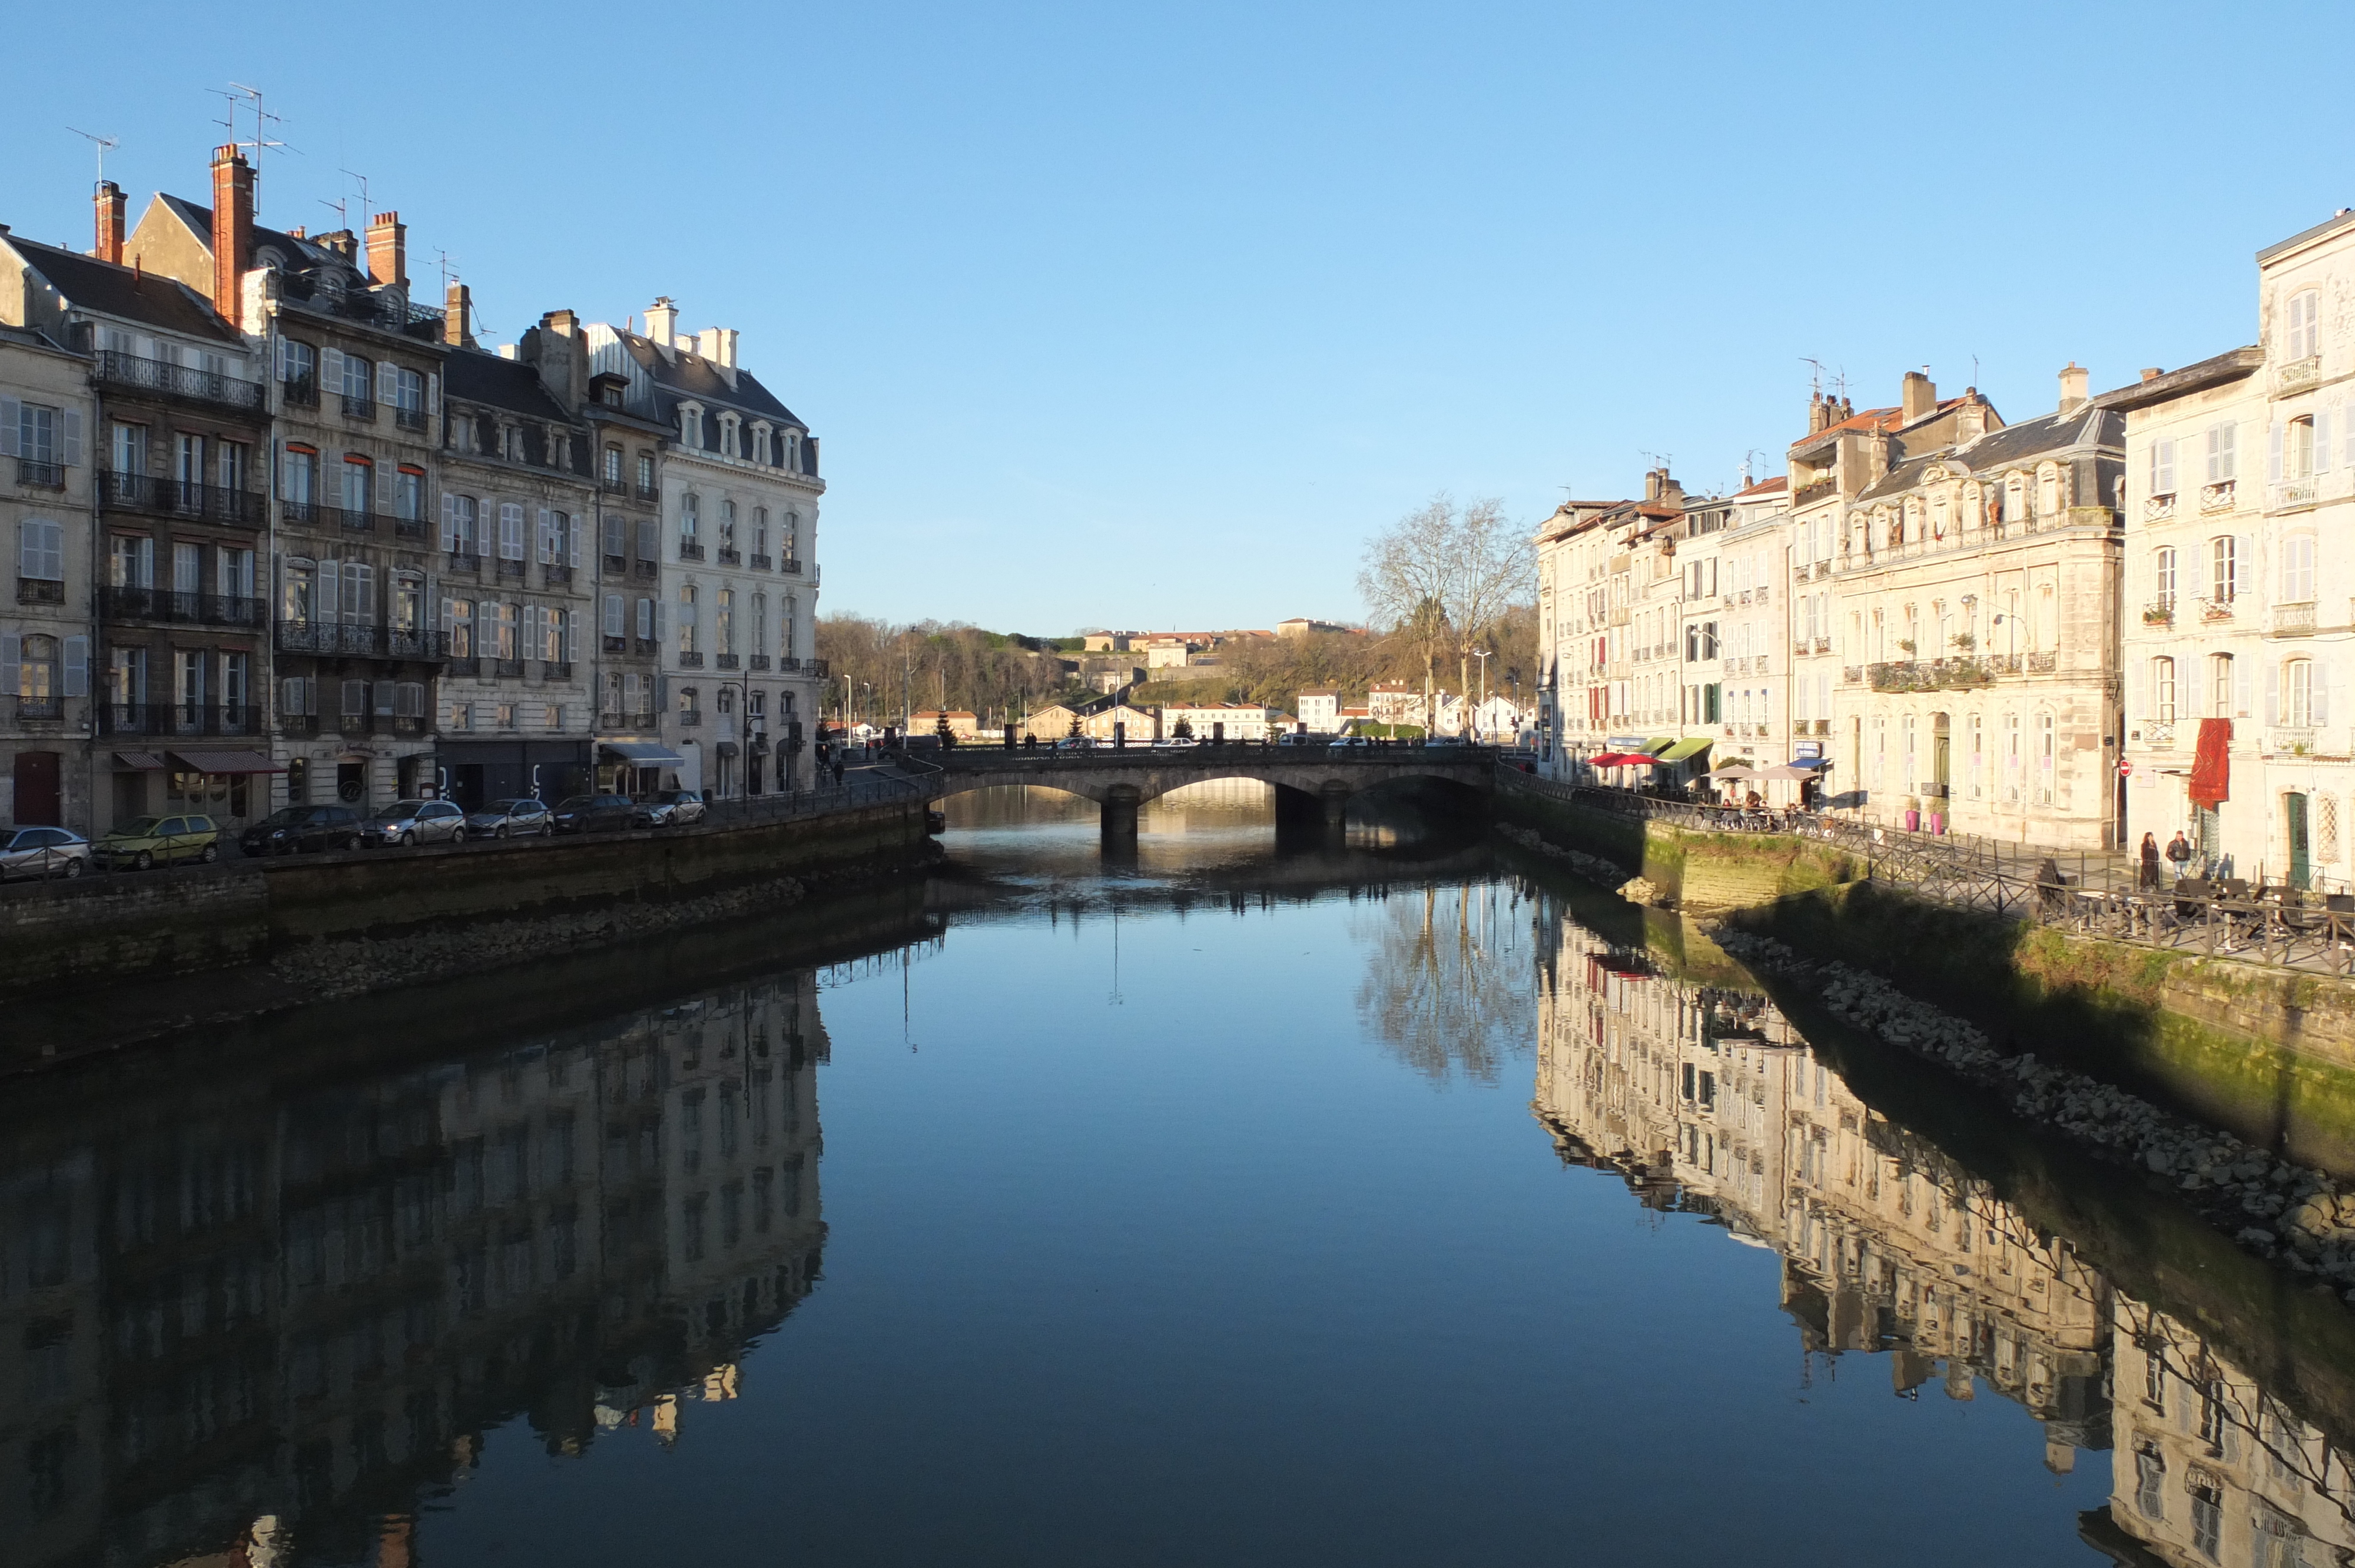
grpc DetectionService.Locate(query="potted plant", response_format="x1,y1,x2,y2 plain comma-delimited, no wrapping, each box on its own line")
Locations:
1896,638,1917,656
2142,604,2174,626
1950,632,1975,652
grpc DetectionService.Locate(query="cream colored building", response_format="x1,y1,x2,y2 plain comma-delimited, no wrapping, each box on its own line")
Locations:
0,326,96,829
1162,702,1278,741
1817,370,2126,846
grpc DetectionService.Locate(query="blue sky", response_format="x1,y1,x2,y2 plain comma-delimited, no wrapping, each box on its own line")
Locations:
4,2,2350,634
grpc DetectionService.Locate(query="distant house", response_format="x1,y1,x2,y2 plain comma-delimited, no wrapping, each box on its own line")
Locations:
1163,703,1281,742
1143,637,1199,669
1367,683,1426,726
1082,632,1133,652
910,709,981,740
1336,705,1372,733
1020,694,1160,743
1297,691,1341,732
1276,617,1351,638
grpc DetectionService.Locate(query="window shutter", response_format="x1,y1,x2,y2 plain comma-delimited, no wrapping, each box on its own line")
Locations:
2321,410,2336,472
321,348,344,397
374,680,395,717
376,360,395,406
536,507,552,562
0,396,17,457
317,559,339,624
62,636,87,697
442,493,459,552
655,598,669,643
565,611,579,665
2267,662,2281,726
2271,421,2286,482
604,593,622,637
61,408,81,467
275,336,290,381
2237,660,2254,719
0,633,17,695
568,516,582,568
2234,536,2253,601
2124,659,2138,720
636,597,652,639
2317,663,2333,727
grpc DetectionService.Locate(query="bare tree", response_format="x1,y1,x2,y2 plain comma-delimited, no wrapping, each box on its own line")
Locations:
1447,498,1535,719
1358,496,1533,732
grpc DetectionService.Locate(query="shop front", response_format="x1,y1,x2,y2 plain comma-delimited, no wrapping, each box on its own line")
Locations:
597,740,687,799
109,747,283,833
438,739,594,811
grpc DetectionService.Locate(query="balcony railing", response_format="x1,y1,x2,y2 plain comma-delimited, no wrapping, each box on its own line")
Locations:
447,552,482,575
2274,479,2320,511
679,540,705,561
336,506,377,533
2200,481,2237,513
341,393,377,421
542,564,573,586
493,658,525,680
101,703,257,736
98,471,267,526
17,577,64,604
282,375,319,409
95,349,266,411
749,554,772,571
635,481,659,501
394,405,428,433
717,547,741,566
542,660,573,681
446,656,481,677
749,654,771,672
780,557,803,575
16,457,64,489
282,499,321,526
495,557,526,580
632,559,659,580
98,586,267,628
2276,601,2318,636
394,514,426,540
717,653,740,670
274,622,449,660
678,709,702,726
1792,478,1837,509
600,475,628,494
678,650,706,668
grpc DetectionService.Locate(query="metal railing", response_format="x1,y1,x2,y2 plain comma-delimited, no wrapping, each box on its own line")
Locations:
274,623,448,659
95,350,266,410
16,458,64,489
99,471,267,525
98,586,267,628
99,703,258,736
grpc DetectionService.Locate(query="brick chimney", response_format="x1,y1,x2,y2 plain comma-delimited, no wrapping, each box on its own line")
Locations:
209,145,254,322
1807,393,1831,434
2058,362,2089,415
93,181,125,264
443,281,475,348
366,211,407,289
1900,370,1936,424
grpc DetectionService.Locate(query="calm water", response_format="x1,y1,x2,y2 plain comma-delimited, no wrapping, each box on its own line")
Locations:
7,782,2353,1566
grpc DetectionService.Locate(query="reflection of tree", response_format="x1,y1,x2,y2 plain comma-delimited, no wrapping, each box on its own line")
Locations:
1353,882,1537,1084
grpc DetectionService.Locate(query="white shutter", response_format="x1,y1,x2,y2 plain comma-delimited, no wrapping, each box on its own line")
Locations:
0,633,18,696
2321,410,2336,473
2271,421,2286,482
321,347,344,398
2266,662,2281,725
2317,664,2333,727
378,466,394,511
565,610,578,665
317,559,339,624
60,408,81,467
536,507,551,562
636,597,652,640
655,597,668,643
442,493,459,552
0,396,17,457
604,594,622,637
376,360,396,407
275,335,290,381
61,636,87,698
568,516,582,569
2234,536,2253,601
2237,659,2254,719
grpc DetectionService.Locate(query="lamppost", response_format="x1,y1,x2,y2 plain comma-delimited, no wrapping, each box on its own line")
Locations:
711,675,757,802
1471,649,1492,742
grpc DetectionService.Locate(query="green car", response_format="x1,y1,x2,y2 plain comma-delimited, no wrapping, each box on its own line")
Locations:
94,813,223,871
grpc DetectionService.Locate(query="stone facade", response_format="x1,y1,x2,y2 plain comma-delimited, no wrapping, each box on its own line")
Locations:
0,325,95,829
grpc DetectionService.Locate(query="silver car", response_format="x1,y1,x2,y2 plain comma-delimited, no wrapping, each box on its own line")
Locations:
364,798,469,847
0,825,91,881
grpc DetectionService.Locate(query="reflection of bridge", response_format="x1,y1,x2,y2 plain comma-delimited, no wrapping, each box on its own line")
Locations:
916,745,1498,833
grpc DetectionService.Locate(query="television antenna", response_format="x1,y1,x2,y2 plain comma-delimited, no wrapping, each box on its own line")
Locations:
341,168,373,227
1801,357,1824,397
210,84,297,215
67,128,119,184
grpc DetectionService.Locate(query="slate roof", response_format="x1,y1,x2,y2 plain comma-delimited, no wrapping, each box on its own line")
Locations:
443,346,572,424
7,234,242,344
2093,347,2264,413
157,194,326,274
1854,406,2125,503
612,330,804,428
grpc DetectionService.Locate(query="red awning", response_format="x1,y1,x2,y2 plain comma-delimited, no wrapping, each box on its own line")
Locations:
167,749,285,774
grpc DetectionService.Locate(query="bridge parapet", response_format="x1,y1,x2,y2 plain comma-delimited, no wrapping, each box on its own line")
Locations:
912,743,1500,816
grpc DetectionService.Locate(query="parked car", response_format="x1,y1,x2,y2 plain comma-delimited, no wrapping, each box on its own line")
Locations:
633,789,707,828
1329,734,1372,749
1273,732,1326,747
94,814,222,871
1051,736,1096,751
240,805,363,856
0,825,91,881
465,798,554,839
363,799,468,848
550,793,638,835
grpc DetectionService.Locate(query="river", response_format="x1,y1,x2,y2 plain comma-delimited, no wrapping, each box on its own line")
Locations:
5,782,2349,1566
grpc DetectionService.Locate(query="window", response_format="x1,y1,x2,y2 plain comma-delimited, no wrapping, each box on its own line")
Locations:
2211,653,2235,717
636,597,654,641
110,533,153,589
636,453,654,493
2289,416,2317,479
339,562,375,624
603,444,623,483
390,367,424,418
603,593,624,639
678,584,699,654
492,602,518,661
282,561,314,624
218,546,254,599
283,446,316,505
443,494,479,554
716,587,734,653
678,686,699,716
2283,534,2316,602
2149,438,2175,496
280,338,317,388
753,593,768,655
394,467,423,521
2153,657,2177,723
543,607,569,663
720,499,736,549
2210,535,2238,602
681,493,700,542
782,595,797,663
8,401,61,466
341,352,372,403
679,406,702,449
17,519,62,582
2286,287,2321,361
2287,659,2314,726
2003,713,2021,802
2207,420,2237,482
498,502,525,560
2134,1442,2165,1522
18,634,58,702
341,457,372,515
2153,546,2177,608
784,510,799,560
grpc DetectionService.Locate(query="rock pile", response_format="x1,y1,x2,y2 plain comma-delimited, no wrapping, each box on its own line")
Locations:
1495,825,1630,889
1711,925,2355,1301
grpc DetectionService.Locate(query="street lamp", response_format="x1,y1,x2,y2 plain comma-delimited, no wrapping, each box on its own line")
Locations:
1470,649,1491,741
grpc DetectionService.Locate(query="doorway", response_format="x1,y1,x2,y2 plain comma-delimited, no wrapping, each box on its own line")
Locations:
336,761,367,805
11,751,61,825
1931,713,1952,806
453,763,486,812
2288,792,2313,890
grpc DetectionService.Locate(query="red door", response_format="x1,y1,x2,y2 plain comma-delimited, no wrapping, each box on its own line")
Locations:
12,750,62,825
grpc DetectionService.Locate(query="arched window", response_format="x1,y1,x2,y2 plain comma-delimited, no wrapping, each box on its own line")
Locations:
2004,474,2025,526
2036,713,2056,805
2038,466,2061,519
2286,658,2315,726
2210,653,2235,718
2152,546,2177,610
1932,494,1948,539
2289,415,2318,480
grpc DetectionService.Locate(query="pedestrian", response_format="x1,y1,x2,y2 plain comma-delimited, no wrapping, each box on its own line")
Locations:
833,757,845,786
2138,832,2162,891
2165,830,2193,882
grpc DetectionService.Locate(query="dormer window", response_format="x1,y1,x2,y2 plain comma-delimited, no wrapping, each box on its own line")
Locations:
678,403,703,450
751,423,772,465
719,413,741,459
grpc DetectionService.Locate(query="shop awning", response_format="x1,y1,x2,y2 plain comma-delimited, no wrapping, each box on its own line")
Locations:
1641,736,1675,755
114,750,166,770
601,741,686,768
168,749,283,774
1658,738,1711,763
715,740,739,756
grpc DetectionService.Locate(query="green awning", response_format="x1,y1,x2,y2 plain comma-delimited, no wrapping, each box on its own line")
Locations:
1641,736,1674,755
1658,738,1712,763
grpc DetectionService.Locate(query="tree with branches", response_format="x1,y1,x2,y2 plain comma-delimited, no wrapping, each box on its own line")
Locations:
1358,496,1533,733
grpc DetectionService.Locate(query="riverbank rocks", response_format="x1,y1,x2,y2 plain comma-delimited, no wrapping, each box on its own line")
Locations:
1709,923,2355,1304
1616,876,1664,906
1495,825,1633,891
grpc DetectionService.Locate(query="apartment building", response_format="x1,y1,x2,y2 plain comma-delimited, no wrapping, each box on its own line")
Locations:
1670,474,1791,763
435,315,598,806
4,190,276,832
0,324,95,829
126,148,450,812
589,303,824,799
582,349,672,794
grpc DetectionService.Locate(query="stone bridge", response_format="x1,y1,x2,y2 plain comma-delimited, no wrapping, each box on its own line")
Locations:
913,744,1498,833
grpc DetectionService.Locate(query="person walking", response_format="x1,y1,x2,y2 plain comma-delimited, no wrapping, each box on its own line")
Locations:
2165,830,2194,882
2139,832,2162,891
832,756,845,787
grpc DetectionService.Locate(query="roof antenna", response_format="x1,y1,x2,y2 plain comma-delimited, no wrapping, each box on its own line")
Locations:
1800,357,1823,398
67,127,120,185
1972,354,1981,388
211,84,298,217
341,168,373,228
318,194,347,231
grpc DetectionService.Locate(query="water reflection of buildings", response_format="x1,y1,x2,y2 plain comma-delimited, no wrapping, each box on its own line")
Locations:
1535,910,2355,1564
1534,916,2111,1471
0,974,828,1568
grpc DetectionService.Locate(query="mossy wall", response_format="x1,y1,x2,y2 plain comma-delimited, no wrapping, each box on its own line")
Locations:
1492,784,1856,909
1732,881,2355,1175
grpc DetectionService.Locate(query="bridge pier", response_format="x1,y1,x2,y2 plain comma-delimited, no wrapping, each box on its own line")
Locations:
1100,784,1142,842
1321,782,1351,829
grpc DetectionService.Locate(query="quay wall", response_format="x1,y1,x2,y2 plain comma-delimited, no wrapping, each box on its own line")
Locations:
4,802,931,1046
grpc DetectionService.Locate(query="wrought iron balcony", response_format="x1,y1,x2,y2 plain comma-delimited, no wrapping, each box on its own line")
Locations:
678,650,705,668
717,653,740,670
749,654,771,672
717,547,741,566
446,552,482,575
780,557,803,575
281,375,319,410
274,622,448,660
99,471,267,525
542,660,573,681
15,457,64,489
100,702,257,736
632,559,659,580
394,404,429,433
749,554,773,571
95,350,266,411
282,499,321,526
98,586,267,629
341,393,377,421
17,577,64,605
678,709,702,726
679,540,705,561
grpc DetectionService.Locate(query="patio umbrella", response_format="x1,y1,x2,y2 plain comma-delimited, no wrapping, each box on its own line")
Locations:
1705,764,1757,781
1751,763,1816,781
1588,752,1659,768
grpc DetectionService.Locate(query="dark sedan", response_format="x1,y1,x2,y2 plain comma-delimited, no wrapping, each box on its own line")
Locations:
465,798,553,839
634,789,708,828
550,794,638,835
240,805,363,856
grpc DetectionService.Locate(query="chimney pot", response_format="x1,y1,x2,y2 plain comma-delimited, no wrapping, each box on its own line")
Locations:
2140,366,2163,383
92,180,125,265
2058,361,2089,416
366,211,407,291
208,145,254,324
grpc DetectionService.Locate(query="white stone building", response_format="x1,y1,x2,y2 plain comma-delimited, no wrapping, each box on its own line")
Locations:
0,324,96,829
